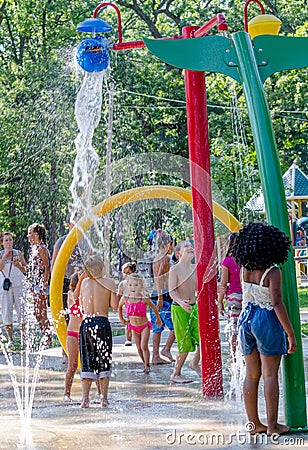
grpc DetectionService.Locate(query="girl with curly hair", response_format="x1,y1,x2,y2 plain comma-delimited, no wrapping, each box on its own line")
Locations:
232,222,296,436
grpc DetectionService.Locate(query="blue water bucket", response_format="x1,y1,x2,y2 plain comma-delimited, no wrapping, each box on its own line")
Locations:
76,36,110,72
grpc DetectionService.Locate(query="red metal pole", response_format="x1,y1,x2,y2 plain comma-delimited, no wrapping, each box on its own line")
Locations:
112,36,183,51
93,2,123,43
193,14,228,38
183,26,223,398
243,0,265,32
113,40,146,50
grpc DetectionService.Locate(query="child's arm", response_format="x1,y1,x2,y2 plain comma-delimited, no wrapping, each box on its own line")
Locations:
73,272,88,300
67,290,75,309
269,268,296,354
117,280,124,295
168,266,191,313
109,279,118,311
79,281,85,314
153,255,170,310
38,245,50,288
217,265,229,315
118,296,128,326
145,298,162,328
117,280,124,304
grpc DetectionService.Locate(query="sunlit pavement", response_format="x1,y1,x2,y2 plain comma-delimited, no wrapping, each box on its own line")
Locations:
0,311,307,449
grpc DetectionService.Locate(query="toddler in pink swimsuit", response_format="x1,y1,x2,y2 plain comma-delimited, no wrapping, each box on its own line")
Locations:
118,273,162,373
63,272,83,402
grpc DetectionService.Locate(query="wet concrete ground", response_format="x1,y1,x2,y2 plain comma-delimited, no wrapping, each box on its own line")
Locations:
0,314,308,449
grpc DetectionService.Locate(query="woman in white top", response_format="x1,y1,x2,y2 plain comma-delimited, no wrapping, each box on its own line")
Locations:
0,232,27,343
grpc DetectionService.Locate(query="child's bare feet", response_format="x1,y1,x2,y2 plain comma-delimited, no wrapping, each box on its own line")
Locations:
249,423,267,435
100,397,109,408
80,400,89,409
188,362,201,376
152,356,171,365
63,395,73,403
143,366,150,374
161,349,175,362
267,423,290,436
170,374,193,384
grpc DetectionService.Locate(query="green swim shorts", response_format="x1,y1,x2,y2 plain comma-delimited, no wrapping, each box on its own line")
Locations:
171,303,199,353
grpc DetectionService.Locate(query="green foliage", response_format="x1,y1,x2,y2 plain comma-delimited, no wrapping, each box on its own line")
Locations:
301,322,308,336
298,287,308,309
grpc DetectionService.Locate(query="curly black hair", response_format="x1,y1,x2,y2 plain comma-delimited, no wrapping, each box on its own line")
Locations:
232,222,291,271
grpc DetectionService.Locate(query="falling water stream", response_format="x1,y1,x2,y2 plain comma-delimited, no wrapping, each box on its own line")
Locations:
70,70,103,216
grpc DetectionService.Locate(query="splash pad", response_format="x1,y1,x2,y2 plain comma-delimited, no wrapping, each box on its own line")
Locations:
48,0,307,438
3,334,307,449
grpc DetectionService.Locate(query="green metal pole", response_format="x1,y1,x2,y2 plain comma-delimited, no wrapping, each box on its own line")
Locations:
232,31,306,428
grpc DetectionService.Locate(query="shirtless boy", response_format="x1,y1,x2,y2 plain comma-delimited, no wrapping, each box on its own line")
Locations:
169,241,201,383
151,234,175,364
79,255,117,408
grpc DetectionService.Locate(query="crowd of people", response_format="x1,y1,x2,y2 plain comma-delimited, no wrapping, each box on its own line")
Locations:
0,221,297,434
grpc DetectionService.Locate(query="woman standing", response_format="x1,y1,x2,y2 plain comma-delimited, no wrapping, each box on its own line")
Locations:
0,232,27,344
27,223,52,345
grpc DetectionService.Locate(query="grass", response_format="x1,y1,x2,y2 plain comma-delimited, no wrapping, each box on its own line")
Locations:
298,287,308,308
298,287,308,335
301,323,308,336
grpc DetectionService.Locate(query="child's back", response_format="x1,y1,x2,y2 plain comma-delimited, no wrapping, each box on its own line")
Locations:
79,255,117,409
81,276,116,317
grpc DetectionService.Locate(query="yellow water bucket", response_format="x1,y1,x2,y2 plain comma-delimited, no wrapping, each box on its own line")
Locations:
248,14,282,39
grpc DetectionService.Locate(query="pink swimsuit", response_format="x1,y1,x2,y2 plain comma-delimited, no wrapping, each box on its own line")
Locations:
126,296,152,333
67,330,79,339
69,299,83,318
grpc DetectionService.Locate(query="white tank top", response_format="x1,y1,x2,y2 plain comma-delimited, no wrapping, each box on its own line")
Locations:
0,249,25,287
241,266,275,311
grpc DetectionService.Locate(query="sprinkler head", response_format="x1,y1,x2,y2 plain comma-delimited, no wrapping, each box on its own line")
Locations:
76,36,110,72
76,17,112,33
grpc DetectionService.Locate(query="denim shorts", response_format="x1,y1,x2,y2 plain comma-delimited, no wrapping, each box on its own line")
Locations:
150,294,174,333
238,303,287,356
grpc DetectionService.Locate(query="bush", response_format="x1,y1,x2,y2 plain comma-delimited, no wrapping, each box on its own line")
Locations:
298,287,308,308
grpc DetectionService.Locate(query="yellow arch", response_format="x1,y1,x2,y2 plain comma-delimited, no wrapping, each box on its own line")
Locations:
50,185,241,353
